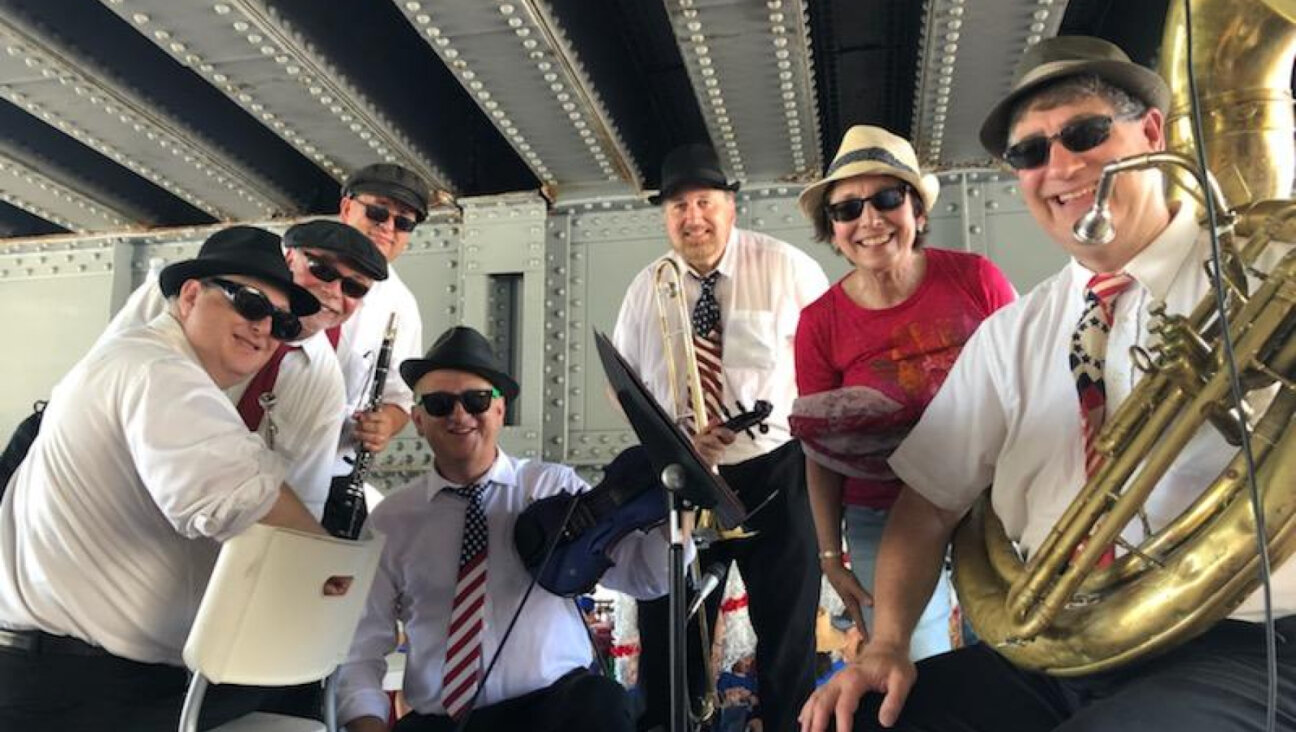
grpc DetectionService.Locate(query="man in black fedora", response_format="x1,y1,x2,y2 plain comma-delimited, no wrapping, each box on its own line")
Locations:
0,226,332,730
801,35,1296,732
614,142,829,731
336,326,677,732
96,218,388,523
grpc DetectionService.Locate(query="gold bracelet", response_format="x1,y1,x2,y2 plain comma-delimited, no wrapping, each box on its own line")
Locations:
818,549,842,560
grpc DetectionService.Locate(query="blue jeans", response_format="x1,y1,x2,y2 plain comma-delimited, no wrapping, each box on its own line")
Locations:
843,505,953,661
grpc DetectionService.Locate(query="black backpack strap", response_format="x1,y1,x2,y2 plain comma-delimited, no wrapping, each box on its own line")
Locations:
0,400,46,500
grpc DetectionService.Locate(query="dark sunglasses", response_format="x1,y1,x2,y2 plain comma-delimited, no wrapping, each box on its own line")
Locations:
305,255,370,299
824,185,910,223
353,198,417,233
419,388,502,417
1003,115,1115,171
204,278,302,342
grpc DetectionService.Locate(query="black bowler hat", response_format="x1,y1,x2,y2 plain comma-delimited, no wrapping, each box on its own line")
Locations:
343,163,431,222
400,326,520,401
284,220,389,281
648,143,740,205
158,226,320,316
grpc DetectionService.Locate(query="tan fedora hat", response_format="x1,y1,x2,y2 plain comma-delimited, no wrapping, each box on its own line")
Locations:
798,125,940,224
979,35,1170,159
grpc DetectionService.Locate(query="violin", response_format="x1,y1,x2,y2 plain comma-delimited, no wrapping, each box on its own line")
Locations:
513,400,772,597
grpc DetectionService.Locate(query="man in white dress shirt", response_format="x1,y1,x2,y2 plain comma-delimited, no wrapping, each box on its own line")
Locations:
338,326,676,732
614,143,829,732
333,163,429,460
98,219,387,520
0,226,329,731
800,36,1296,732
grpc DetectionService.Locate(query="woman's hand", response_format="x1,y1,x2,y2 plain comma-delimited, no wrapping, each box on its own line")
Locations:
822,557,873,639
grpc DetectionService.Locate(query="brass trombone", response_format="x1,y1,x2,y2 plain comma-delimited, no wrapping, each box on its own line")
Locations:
651,256,743,727
652,258,757,546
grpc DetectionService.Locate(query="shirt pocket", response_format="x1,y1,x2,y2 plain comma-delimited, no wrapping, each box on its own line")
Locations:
724,310,780,371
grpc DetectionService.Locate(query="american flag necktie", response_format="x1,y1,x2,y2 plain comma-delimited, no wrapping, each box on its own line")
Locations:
1069,272,1134,566
690,270,724,432
442,482,488,718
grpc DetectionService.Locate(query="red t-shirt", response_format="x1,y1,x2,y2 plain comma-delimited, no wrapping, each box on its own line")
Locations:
793,248,1016,508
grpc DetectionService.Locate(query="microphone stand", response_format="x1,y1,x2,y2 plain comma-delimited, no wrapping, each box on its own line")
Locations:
660,463,690,732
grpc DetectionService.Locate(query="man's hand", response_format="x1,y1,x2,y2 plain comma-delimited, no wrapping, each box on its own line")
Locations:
692,421,736,468
822,560,873,639
353,403,409,453
799,641,915,732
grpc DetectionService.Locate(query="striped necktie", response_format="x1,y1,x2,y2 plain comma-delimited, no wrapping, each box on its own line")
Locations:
1069,272,1134,565
442,482,488,718
690,270,724,432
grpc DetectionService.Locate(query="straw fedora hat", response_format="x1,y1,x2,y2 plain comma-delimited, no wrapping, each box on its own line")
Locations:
798,125,939,225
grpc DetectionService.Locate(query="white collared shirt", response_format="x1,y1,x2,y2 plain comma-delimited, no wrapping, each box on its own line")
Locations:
890,205,1296,620
99,276,345,516
336,450,676,724
335,266,423,472
0,314,287,664
612,228,829,464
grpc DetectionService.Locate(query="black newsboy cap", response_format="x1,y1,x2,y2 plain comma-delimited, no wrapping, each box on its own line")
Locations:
343,163,430,222
284,220,388,281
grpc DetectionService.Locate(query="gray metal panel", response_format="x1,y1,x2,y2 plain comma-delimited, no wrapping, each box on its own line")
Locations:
0,152,131,232
664,0,822,184
911,0,1067,169
97,0,453,193
562,198,663,463
0,14,295,220
0,239,119,434
459,192,548,460
397,0,639,197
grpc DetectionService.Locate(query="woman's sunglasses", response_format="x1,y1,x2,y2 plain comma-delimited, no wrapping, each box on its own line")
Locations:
419,388,502,417
305,255,370,299
353,198,417,233
1003,115,1115,171
824,185,910,223
204,278,302,342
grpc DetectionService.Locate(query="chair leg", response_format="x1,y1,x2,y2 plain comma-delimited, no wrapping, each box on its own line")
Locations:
179,674,209,732
323,670,339,732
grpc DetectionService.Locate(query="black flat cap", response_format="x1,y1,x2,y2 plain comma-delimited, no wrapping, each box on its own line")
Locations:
159,226,319,316
284,220,388,281
400,326,520,401
343,163,431,222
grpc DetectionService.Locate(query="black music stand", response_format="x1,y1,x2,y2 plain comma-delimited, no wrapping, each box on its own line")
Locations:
594,330,747,732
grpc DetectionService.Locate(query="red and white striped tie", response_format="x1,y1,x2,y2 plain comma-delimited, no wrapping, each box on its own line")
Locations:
1069,272,1134,566
442,482,488,718
690,270,725,431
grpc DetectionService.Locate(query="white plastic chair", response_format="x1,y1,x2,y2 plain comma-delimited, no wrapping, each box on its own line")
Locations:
178,524,385,732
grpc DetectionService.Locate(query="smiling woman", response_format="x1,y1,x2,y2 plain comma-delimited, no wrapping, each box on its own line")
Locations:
789,125,1017,662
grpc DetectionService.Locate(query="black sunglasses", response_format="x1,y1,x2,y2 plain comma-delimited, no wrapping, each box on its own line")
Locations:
305,254,370,299
1003,115,1116,171
824,185,910,223
419,388,502,417
204,278,302,342
353,198,417,233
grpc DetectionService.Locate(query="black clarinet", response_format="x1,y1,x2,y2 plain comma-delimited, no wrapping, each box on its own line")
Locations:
324,313,397,539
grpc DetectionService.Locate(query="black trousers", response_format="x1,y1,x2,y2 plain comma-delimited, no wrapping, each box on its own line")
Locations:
392,667,632,732
638,440,820,732
0,639,270,732
850,616,1296,732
